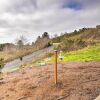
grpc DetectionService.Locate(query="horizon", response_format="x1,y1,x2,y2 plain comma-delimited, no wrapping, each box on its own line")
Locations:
0,0,100,43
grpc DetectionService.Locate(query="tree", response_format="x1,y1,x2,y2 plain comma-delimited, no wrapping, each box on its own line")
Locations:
0,44,4,51
74,30,77,33
20,35,27,44
42,32,49,38
16,35,27,49
0,58,4,73
32,42,35,46
17,40,24,49
37,36,41,40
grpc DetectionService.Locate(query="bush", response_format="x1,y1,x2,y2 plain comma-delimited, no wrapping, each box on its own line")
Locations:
0,58,4,69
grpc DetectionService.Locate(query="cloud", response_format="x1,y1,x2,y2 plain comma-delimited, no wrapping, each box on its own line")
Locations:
0,0,100,43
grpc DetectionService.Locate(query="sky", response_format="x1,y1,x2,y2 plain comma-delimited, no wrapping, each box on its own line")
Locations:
0,0,100,44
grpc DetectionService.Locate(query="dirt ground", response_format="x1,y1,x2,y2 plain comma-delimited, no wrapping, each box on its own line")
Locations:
0,62,100,100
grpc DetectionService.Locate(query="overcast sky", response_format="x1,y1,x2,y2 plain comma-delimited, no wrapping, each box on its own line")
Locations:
0,0,100,44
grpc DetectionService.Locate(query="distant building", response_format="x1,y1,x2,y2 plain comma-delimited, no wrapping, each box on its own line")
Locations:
96,25,100,29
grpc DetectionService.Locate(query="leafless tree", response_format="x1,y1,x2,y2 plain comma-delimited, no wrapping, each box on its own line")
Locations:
15,35,27,49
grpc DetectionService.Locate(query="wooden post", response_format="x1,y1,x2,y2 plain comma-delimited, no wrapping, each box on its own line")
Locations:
54,50,58,84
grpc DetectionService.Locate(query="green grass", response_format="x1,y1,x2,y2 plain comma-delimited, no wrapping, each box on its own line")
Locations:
61,44,100,62
33,44,100,65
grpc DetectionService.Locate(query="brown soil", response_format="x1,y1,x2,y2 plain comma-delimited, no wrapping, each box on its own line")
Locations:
0,62,100,100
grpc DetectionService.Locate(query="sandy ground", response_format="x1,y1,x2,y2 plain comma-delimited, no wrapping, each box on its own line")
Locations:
95,95,100,100
0,62,100,100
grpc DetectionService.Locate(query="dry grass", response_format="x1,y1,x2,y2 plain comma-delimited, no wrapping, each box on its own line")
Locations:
0,47,37,63
0,62,100,100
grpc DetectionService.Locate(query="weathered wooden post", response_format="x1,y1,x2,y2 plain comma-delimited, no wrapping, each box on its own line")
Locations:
54,50,58,84
53,43,61,85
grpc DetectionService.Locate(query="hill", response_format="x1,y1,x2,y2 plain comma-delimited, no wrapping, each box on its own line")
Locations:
51,25,100,51
0,32,51,63
60,44,100,62
33,44,100,67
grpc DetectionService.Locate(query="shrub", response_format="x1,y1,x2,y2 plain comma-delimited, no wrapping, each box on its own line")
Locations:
0,58,4,70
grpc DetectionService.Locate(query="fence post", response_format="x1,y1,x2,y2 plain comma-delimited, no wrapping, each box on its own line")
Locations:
54,50,58,84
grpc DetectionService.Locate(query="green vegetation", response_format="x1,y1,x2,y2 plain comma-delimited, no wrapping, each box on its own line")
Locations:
61,44,100,62
35,44,100,64
0,26,100,63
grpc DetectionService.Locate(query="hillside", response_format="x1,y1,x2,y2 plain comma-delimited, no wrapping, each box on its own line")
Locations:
51,26,100,51
0,25,100,63
0,32,51,63
0,26,100,100
32,44,100,67
60,44,100,62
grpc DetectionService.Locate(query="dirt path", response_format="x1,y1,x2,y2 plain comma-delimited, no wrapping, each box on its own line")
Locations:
2,46,53,73
0,62,100,100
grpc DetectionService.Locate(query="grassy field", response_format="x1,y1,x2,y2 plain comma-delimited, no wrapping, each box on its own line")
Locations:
35,44,100,66
62,44,100,62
